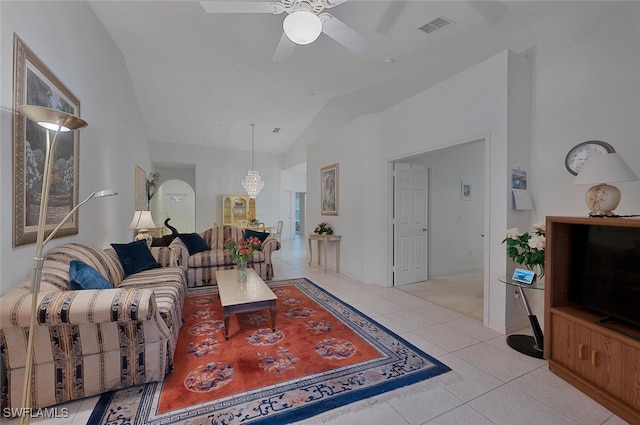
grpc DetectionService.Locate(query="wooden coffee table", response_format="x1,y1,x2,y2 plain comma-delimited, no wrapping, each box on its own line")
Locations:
215,268,277,340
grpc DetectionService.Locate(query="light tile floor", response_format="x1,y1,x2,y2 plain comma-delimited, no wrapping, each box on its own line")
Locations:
398,271,484,322
7,236,630,425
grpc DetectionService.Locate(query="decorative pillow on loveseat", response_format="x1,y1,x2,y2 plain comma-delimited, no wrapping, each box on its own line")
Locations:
69,260,113,290
178,233,210,255
111,240,161,276
244,228,269,244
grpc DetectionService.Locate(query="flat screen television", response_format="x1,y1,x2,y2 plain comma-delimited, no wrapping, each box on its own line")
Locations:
573,224,640,329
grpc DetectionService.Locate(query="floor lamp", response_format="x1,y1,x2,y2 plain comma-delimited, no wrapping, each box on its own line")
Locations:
16,105,110,425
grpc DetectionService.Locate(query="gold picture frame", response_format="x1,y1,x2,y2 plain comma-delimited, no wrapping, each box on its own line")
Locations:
13,34,81,246
134,165,147,210
321,163,338,215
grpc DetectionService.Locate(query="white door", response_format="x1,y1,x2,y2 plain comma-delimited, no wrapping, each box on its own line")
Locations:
394,162,428,286
281,190,292,241
164,193,194,232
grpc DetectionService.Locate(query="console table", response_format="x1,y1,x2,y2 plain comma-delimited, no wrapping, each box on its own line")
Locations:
308,234,341,273
499,275,544,358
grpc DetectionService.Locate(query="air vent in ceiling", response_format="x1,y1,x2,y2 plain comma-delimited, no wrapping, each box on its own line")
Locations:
419,16,454,34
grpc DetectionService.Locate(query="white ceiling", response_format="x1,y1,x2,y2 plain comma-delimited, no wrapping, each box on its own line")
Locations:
87,1,580,155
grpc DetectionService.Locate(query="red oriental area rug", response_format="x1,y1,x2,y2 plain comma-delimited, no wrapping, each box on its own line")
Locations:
90,278,450,424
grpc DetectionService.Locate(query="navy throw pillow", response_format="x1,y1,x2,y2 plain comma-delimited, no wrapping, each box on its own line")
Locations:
244,229,269,245
179,233,210,255
111,240,161,276
69,260,113,290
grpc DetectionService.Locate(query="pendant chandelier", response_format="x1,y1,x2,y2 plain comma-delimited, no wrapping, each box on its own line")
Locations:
242,123,265,199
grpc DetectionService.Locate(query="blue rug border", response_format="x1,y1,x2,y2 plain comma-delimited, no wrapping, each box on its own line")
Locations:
89,277,451,424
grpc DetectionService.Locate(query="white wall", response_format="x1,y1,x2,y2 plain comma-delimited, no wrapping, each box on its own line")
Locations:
0,1,152,290
529,4,640,221
151,141,283,231
523,3,640,318
304,2,640,333
154,165,196,192
307,50,521,333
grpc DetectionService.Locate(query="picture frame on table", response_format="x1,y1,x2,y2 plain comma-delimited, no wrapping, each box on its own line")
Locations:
321,163,338,215
13,34,81,247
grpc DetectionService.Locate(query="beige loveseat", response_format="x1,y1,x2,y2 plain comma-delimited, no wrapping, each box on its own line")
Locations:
0,242,186,413
170,225,280,288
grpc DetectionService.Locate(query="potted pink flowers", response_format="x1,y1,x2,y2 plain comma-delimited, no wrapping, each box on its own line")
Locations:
224,236,262,282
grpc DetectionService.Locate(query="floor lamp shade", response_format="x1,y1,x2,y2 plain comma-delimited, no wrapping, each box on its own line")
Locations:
574,153,639,216
18,104,87,131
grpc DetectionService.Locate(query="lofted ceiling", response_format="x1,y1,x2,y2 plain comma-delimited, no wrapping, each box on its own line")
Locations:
87,1,580,156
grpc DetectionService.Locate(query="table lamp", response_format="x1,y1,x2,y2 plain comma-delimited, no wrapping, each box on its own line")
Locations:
574,152,639,216
129,210,157,246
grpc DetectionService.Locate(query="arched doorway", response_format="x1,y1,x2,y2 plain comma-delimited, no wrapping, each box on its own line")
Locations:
150,179,196,234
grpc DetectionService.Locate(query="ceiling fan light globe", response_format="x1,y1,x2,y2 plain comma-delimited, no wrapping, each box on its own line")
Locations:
283,11,322,45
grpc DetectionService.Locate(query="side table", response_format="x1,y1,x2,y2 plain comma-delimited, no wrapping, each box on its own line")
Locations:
499,275,544,359
308,234,341,273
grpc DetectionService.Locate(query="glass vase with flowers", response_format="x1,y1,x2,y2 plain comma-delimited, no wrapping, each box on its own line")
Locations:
224,235,262,282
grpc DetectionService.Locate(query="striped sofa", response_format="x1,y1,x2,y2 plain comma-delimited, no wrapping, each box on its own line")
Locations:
0,243,187,413
170,225,280,288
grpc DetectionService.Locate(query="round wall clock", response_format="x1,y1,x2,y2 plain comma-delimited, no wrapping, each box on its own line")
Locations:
565,140,615,176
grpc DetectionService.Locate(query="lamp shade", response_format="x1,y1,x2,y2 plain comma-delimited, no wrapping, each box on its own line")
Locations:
128,210,157,230
574,153,639,185
18,105,87,132
283,11,322,45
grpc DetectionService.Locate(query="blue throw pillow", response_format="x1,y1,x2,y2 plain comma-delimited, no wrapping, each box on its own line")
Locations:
244,229,269,245
69,260,113,290
111,240,161,276
179,233,210,255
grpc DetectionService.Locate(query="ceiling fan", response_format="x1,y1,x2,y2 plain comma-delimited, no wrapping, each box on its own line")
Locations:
200,0,371,62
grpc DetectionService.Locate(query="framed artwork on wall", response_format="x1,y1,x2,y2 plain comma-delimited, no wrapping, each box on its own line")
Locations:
321,163,338,215
135,165,147,210
13,34,82,246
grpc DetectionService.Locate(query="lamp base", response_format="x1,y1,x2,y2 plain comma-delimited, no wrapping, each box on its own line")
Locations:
134,229,153,247
585,183,620,217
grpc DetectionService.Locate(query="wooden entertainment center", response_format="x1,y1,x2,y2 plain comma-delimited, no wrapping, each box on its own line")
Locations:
545,216,640,424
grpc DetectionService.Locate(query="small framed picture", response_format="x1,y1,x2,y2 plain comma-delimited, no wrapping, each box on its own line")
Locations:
321,163,338,215
461,181,471,201
512,268,535,284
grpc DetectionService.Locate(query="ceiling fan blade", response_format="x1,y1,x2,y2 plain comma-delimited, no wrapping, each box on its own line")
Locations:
320,13,371,55
322,0,351,8
200,1,283,14
272,32,296,62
